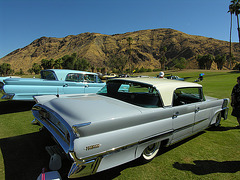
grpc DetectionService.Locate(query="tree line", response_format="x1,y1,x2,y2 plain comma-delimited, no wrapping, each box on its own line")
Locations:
27,53,91,74
0,52,238,76
197,54,226,70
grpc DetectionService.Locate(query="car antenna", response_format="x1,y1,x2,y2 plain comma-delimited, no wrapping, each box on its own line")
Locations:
56,88,59,98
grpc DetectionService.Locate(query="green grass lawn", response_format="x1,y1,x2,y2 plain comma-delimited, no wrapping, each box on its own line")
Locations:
0,70,240,180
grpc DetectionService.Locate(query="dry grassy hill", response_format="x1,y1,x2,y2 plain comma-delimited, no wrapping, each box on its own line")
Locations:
0,28,239,72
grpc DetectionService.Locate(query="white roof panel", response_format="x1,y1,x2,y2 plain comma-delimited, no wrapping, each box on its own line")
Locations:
111,77,202,106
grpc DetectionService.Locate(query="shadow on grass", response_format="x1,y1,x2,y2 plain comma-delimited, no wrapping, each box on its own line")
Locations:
160,131,205,155
0,130,140,180
0,101,35,115
206,125,240,132
228,71,240,74
0,131,58,180
173,160,240,175
0,130,213,179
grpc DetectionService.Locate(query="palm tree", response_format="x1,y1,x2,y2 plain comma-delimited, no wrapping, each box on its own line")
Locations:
235,1,240,44
229,0,240,44
160,46,167,71
228,1,234,68
127,37,133,73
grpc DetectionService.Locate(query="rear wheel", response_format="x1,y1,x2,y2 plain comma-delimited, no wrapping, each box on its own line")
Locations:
141,142,161,162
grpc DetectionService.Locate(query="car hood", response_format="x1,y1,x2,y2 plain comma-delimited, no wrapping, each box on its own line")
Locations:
42,94,143,127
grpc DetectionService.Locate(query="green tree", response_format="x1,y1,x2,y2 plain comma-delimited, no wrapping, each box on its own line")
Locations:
197,55,205,69
197,54,214,70
62,54,77,69
101,67,106,74
19,68,24,75
54,58,63,69
32,63,42,74
214,54,226,70
27,68,34,74
107,54,127,74
74,58,90,71
0,63,11,76
41,59,55,69
205,54,214,69
173,57,187,70
41,59,49,69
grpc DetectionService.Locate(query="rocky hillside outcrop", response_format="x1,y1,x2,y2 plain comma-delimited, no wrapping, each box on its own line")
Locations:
0,28,239,72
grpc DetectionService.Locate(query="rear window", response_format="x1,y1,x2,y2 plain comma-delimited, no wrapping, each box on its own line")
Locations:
98,80,163,108
41,71,57,80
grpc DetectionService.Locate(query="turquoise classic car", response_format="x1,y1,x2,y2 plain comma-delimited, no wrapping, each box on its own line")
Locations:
1,69,105,101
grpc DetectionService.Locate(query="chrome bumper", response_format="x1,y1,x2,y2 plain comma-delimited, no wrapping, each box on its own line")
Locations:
1,93,15,100
68,152,102,178
222,107,229,120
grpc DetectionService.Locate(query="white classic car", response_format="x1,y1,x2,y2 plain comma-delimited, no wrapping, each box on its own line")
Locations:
32,78,229,178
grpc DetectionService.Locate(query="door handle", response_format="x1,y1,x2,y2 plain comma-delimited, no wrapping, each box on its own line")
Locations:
195,107,200,113
173,111,179,119
85,84,89,88
63,84,68,87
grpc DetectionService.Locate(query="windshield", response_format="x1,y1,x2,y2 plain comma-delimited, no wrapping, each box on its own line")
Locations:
98,80,163,108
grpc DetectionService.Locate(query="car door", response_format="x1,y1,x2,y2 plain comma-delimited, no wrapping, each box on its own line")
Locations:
83,74,105,93
193,101,211,133
63,73,85,94
171,87,207,143
63,81,86,94
171,104,196,144
84,83,105,93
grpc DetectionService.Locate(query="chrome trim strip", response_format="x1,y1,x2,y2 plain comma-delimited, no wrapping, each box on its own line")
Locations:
67,130,173,178
174,118,208,133
174,123,194,133
221,107,229,120
73,122,91,128
194,118,208,126
1,93,15,100
72,122,91,137
32,104,76,153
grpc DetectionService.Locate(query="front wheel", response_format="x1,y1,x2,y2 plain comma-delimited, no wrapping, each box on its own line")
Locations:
140,142,161,162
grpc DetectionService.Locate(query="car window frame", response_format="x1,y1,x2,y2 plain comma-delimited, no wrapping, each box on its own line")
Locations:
172,87,205,107
98,80,164,108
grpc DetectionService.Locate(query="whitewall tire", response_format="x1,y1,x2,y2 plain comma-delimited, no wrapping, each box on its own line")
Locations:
141,142,161,162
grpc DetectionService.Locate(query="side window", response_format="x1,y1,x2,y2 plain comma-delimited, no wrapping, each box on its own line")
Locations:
41,71,56,80
65,73,84,82
173,87,205,106
83,74,96,83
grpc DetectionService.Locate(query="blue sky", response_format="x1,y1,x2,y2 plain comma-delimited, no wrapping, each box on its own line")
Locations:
0,0,237,58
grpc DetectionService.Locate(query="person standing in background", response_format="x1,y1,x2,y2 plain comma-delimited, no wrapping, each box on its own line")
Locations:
231,76,240,128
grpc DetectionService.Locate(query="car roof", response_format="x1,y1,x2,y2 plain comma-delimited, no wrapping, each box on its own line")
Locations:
109,77,202,106
43,69,98,80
